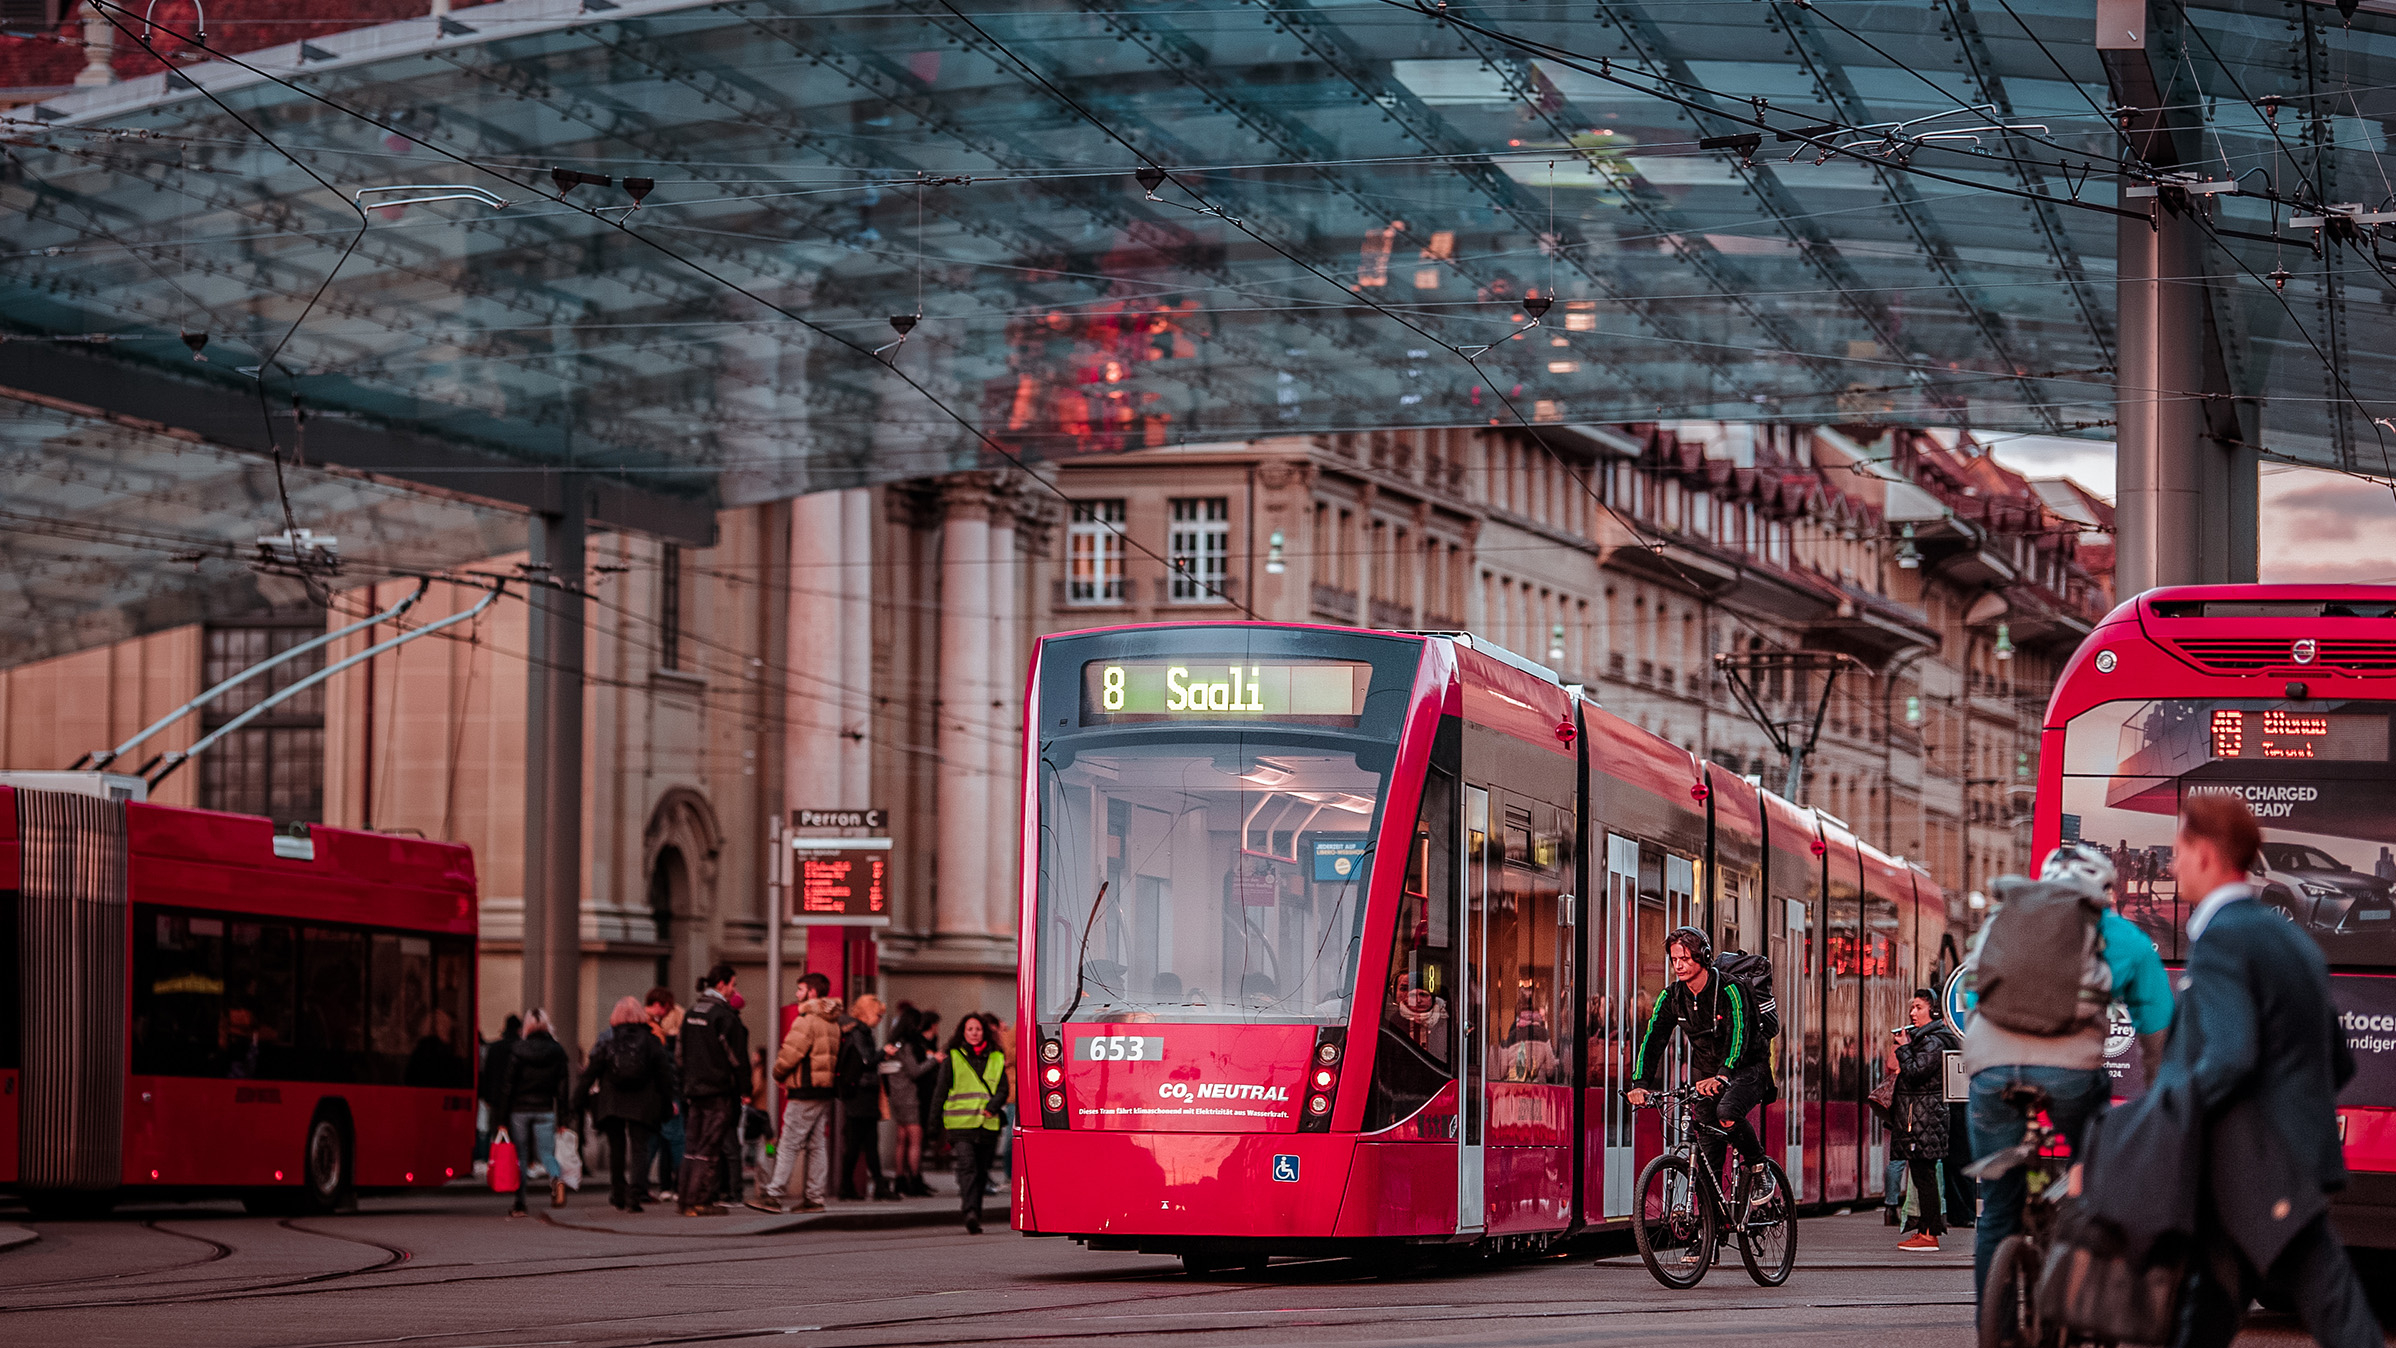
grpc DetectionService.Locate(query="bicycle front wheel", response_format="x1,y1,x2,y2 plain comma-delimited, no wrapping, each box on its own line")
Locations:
1978,1233,2042,1348
1735,1157,1797,1287
1631,1153,1717,1290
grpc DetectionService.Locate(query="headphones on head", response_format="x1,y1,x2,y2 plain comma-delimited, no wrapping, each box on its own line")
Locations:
1666,925,1713,965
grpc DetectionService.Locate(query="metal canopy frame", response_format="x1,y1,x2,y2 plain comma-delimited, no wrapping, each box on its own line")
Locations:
5,0,2396,523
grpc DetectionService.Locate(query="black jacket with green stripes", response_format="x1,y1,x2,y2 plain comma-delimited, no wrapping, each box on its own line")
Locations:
1632,971,1764,1090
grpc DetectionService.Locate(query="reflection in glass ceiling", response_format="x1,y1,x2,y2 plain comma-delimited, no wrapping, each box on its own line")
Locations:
6,0,2396,501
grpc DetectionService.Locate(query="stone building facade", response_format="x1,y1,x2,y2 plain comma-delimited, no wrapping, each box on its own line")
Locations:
0,421,2109,1052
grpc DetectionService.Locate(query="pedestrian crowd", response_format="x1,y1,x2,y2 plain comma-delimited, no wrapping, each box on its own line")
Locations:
473,963,1011,1233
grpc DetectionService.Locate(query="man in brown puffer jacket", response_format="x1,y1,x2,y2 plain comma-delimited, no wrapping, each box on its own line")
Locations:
750,972,841,1213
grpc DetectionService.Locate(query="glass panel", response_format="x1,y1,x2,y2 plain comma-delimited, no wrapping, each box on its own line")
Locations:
2060,697,2396,964
299,928,369,1083
1364,767,1456,1130
1035,733,1388,1023
132,909,226,1077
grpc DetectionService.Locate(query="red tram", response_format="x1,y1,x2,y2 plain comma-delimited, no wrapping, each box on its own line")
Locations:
2,779,478,1216
1009,624,1946,1263
2032,585,2396,1251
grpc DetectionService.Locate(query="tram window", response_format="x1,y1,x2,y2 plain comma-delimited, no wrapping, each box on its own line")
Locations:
1489,797,1563,1085
1034,736,1390,1024
1365,766,1457,1131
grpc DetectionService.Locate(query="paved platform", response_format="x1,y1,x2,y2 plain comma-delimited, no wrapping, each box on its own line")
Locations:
0,1194,2378,1347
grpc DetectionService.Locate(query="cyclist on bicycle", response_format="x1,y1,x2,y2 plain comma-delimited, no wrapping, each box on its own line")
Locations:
1962,843,2173,1300
1626,926,1771,1194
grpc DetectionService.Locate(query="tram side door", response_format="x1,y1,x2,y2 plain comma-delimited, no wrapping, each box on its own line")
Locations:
1458,785,1490,1235
1778,896,1811,1196
1601,834,1639,1217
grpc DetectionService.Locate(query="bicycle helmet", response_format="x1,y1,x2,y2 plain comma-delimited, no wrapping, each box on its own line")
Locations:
2039,842,2116,899
1664,925,1713,963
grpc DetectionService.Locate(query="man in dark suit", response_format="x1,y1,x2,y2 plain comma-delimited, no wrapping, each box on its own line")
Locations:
2167,795,2376,1348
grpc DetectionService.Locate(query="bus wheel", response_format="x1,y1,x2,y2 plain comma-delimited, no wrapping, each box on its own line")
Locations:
297,1116,349,1215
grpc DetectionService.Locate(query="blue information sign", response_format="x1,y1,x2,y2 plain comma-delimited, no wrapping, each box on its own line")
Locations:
1312,839,1368,883
1271,1154,1300,1183
1944,966,1972,1031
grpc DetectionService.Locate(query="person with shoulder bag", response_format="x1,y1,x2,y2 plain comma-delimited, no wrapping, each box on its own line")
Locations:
1883,989,1962,1251
1963,843,2173,1298
2149,797,2373,1348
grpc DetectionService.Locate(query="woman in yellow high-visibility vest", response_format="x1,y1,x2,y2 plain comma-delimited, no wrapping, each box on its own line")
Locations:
931,1012,1010,1234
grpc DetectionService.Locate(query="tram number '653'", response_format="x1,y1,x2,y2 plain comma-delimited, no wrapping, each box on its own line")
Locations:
1076,1035,1165,1062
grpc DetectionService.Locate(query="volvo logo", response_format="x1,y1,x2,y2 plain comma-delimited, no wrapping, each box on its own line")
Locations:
2293,639,2317,665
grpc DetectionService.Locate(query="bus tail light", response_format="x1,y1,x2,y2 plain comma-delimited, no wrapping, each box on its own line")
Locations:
1299,1026,1344,1133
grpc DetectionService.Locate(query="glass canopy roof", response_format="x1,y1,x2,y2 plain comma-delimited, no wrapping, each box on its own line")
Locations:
5,0,2396,512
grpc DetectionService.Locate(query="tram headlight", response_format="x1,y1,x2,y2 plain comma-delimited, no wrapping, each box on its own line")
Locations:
1312,1067,1335,1090
1040,1038,1063,1064
1044,1091,1065,1112
1314,1041,1340,1066
1044,1065,1064,1087
1306,1094,1332,1116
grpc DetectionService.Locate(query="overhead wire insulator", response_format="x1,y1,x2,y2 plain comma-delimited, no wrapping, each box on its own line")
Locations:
180,330,208,361
1134,164,1166,196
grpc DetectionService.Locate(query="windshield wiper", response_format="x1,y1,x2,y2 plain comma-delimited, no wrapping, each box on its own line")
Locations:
1057,879,1112,1026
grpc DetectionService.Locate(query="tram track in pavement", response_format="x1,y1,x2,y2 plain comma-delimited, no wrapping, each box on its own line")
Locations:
0,1218,408,1312
234,1240,1965,1348
0,1218,232,1294
0,1215,988,1313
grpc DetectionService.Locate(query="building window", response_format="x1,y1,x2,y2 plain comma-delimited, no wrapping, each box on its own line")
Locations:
1167,496,1230,603
1067,500,1128,605
659,545,683,670
199,620,327,828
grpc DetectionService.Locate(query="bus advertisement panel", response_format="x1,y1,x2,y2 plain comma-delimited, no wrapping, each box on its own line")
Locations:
2055,696,2396,1105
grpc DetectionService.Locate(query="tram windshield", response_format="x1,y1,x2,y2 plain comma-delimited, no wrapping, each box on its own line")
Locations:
1035,732,1391,1025
2056,697,2396,965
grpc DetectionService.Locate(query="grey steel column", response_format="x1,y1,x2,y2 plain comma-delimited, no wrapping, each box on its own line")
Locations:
2115,195,2208,594
521,477,587,1053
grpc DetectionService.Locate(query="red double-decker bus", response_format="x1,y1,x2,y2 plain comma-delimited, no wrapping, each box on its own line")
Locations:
2034,585,2396,1250
2,780,478,1217
1009,623,1947,1267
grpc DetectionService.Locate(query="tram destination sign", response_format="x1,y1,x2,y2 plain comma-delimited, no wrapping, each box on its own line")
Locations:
1081,659,1371,725
787,836,891,926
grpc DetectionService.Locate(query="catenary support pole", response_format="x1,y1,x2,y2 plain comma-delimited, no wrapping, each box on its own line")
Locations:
523,477,588,1055
2106,18,2259,593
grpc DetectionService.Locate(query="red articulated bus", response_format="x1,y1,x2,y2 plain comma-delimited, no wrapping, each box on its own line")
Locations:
2034,585,2396,1251
1009,623,1948,1267
1,779,479,1218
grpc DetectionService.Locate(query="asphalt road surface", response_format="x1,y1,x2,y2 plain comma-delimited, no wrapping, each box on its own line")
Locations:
0,1191,2379,1347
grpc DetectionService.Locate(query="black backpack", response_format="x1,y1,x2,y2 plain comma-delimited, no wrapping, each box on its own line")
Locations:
1714,950,1780,1042
605,1029,654,1090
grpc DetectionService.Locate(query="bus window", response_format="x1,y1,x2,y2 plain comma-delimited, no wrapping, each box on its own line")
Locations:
2059,697,2396,964
299,928,368,1083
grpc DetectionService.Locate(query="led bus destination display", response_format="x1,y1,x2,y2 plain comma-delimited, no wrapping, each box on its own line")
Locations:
2208,709,2391,761
1081,660,1372,724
